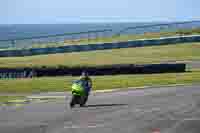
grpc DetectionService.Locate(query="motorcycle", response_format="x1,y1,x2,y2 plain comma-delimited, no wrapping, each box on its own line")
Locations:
69,80,89,108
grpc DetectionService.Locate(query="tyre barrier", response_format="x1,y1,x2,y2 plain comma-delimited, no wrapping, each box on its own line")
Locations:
0,35,200,57
0,63,186,78
0,68,35,79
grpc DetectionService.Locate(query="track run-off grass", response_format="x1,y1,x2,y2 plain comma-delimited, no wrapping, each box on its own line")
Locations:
0,42,199,68
0,40,200,94
0,69,199,94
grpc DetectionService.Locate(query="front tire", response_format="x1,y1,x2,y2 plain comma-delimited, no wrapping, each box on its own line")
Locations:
70,95,76,108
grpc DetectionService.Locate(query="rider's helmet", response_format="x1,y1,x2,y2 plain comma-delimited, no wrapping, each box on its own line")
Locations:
81,70,89,78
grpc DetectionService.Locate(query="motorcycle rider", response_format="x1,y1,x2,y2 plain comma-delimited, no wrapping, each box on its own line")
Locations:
79,71,92,97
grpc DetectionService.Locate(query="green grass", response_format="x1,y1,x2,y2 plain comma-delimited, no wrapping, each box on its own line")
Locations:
0,38,199,94
0,42,199,68
0,69,199,93
76,28,200,45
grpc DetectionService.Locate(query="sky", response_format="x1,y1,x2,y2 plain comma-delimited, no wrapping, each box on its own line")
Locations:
1,0,200,24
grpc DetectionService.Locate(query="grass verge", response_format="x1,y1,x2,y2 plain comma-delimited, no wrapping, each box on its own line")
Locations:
0,42,199,68
0,69,199,94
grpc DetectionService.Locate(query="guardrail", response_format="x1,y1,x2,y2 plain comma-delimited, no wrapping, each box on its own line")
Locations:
0,35,199,57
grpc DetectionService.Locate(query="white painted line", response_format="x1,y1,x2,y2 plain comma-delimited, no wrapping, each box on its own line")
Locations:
93,89,117,93
7,99,29,103
64,124,105,129
183,118,200,121
27,96,65,99
133,107,161,114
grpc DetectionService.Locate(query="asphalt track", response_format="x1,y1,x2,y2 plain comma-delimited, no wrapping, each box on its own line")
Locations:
0,85,200,133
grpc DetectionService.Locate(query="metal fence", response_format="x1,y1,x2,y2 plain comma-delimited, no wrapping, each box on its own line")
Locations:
0,29,113,50
116,20,200,35
0,34,200,57
0,20,200,50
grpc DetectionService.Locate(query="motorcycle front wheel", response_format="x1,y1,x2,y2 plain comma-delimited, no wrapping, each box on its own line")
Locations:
70,95,76,108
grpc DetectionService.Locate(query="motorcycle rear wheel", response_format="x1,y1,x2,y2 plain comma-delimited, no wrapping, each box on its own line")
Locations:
80,95,88,107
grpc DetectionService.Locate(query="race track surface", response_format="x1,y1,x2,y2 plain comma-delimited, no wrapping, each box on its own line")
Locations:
0,85,200,133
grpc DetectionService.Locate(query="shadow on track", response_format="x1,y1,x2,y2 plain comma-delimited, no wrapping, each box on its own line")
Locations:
85,103,128,108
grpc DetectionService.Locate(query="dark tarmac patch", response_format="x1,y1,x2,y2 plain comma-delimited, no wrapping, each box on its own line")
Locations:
173,120,200,133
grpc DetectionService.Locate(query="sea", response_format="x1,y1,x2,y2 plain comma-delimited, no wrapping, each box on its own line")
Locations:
0,22,160,40
0,21,200,49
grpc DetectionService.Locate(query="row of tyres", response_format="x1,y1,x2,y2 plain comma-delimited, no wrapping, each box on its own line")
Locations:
0,69,35,79
0,35,200,57
0,63,186,77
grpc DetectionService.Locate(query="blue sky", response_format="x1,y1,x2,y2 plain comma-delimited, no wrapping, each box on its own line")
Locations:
1,0,200,24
